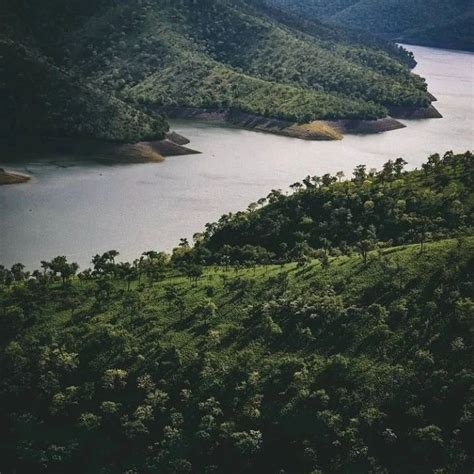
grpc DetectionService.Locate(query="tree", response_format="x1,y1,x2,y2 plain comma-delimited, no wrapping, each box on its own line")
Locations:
163,284,179,307
184,264,203,284
357,239,376,265
195,298,218,321
0,306,25,338
63,286,83,317
10,263,26,282
46,256,79,284
409,216,433,254
380,160,395,181
142,251,168,285
315,249,330,269
117,263,138,291
353,164,367,182
394,157,407,177
0,266,14,286
92,251,119,276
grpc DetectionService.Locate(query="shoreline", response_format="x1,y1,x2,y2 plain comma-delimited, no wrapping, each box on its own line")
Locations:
0,131,200,164
156,105,441,141
0,97,443,183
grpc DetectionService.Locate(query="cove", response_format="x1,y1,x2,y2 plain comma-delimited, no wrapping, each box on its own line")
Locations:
0,45,473,269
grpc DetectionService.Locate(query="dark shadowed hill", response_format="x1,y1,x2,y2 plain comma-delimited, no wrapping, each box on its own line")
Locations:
263,0,474,51
0,37,168,143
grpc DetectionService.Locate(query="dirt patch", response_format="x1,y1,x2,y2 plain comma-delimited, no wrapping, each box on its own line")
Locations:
0,168,31,185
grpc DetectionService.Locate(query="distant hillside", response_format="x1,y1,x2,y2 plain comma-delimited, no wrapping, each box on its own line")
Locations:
402,12,474,52
64,0,430,120
1,0,438,144
264,0,474,51
0,37,168,143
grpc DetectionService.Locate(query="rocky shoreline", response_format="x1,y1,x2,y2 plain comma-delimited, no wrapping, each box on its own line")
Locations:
0,100,443,184
157,105,440,141
116,132,200,161
0,130,199,161
389,104,443,119
0,132,200,185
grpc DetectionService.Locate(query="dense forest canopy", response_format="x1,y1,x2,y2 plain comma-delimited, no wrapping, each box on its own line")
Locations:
0,152,473,473
1,0,435,143
0,38,168,143
263,0,474,51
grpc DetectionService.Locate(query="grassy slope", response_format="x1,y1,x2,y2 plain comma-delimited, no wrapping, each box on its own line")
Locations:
2,0,433,141
58,0,429,123
63,238,472,362
1,237,473,472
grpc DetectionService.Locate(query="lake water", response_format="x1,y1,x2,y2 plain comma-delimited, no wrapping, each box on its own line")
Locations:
1,45,473,269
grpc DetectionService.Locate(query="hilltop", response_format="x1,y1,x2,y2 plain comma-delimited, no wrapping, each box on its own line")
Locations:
264,0,474,51
2,0,439,144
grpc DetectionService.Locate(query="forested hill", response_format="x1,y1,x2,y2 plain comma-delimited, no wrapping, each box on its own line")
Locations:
0,152,473,472
264,0,474,51
2,0,435,142
0,37,168,143
193,151,473,264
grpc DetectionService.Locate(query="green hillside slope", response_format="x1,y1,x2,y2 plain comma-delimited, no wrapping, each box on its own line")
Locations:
3,0,436,143
0,152,473,473
402,12,474,51
264,0,474,51
64,0,429,120
0,241,472,472
0,37,168,143
196,151,473,263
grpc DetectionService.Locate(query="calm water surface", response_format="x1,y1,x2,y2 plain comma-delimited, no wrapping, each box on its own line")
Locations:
1,45,473,268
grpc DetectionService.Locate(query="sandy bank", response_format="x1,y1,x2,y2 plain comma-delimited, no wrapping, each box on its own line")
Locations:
116,133,200,162
0,168,31,185
0,131,199,165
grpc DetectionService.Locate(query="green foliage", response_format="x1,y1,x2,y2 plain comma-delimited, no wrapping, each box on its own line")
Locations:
0,152,473,472
0,238,473,472
0,38,168,143
264,0,474,51
4,0,433,143
197,151,473,263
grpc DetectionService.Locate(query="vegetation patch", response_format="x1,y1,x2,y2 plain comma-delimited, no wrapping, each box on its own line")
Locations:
3,0,437,146
264,0,474,51
0,152,472,472
287,122,343,140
